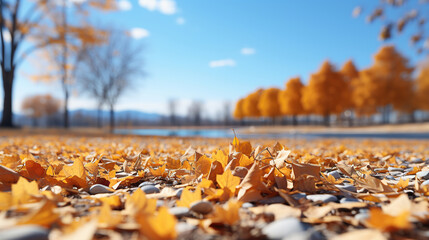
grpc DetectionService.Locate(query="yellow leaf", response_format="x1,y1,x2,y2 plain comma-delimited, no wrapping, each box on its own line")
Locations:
137,207,177,240
11,177,39,205
212,150,228,168
62,158,86,179
211,199,242,225
150,164,166,177
18,200,59,227
0,192,12,210
217,169,240,194
195,155,211,177
125,188,156,215
366,208,410,232
176,187,201,207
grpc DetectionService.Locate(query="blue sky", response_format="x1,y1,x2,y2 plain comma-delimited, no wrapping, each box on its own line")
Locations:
5,0,427,118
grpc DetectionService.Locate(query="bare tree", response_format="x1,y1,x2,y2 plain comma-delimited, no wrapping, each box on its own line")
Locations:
168,99,177,126
188,100,203,126
222,101,231,126
75,28,144,131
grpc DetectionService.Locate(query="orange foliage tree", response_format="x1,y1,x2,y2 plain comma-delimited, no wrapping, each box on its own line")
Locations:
243,89,263,118
354,46,415,123
258,88,281,124
21,94,61,126
416,61,429,111
302,61,349,126
278,77,304,125
233,98,245,121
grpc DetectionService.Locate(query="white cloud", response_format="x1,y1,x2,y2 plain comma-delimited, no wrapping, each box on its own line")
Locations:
129,28,150,39
176,17,185,25
117,0,132,11
2,30,11,42
209,59,236,68
158,0,176,14
241,47,255,55
139,0,177,15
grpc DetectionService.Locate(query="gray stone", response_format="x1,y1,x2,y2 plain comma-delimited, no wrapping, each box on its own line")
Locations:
241,202,254,208
190,200,213,214
417,171,429,180
327,170,341,179
175,188,183,198
390,171,404,177
401,175,416,180
176,222,197,234
306,194,337,203
388,167,404,172
291,193,306,200
340,197,361,203
262,217,311,240
156,200,165,207
259,196,286,204
89,184,113,195
0,225,49,240
410,158,424,164
169,207,190,217
355,212,369,222
138,182,155,188
335,184,357,192
374,168,387,172
141,185,160,194
385,175,396,180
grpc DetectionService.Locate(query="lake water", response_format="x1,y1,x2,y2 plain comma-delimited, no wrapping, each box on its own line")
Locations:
114,128,429,139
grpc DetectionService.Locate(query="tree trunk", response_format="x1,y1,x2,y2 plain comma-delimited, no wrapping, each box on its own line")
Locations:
97,106,102,128
63,91,69,128
109,105,114,133
1,70,14,128
324,114,330,127
292,115,297,126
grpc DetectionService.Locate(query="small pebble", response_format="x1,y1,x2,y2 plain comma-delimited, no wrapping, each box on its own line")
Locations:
141,185,160,194
355,212,369,222
340,197,361,203
417,171,429,180
89,184,113,195
291,193,306,200
169,207,190,217
175,188,183,198
335,184,357,192
0,225,49,240
241,202,254,208
388,167,403,172
259,196,286,204
176,222,197,234
410,158,424,164
190,200,213,214
327,170,341,179
138,182,155,188
262,217,311,239
401,175,416,180
306,194,337,203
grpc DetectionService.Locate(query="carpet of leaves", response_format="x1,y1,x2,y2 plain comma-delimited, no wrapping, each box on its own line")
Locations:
0,135,429,240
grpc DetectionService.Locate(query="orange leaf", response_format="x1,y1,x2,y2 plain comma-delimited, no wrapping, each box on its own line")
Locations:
17,200,59,227
291,162,320,180
62,158,86,179
150,164,166,177
125,188,156,215
11,177,39,205
195,155,212,177
211,199,242,225
137,207,177,240
217,169,240,194
176,187,202,208
366,208,410,232
0,165,20,184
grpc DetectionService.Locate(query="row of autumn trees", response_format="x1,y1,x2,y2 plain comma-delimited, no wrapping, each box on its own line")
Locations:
234,45,429,126
1,0,140,129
